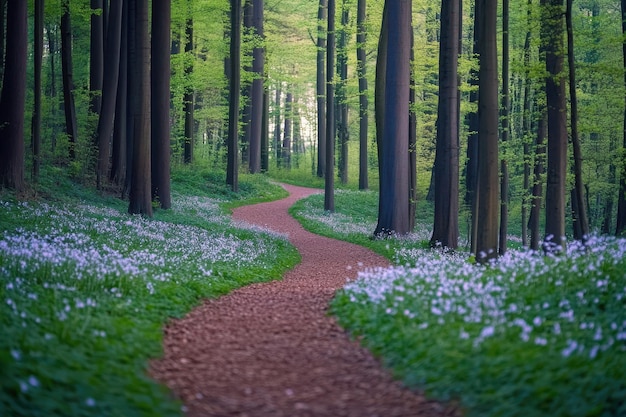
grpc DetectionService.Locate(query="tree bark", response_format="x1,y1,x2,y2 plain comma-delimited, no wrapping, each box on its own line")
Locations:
32,0,44,181
316,0,327,178
183,11,194,164
227,0,241,192
283,91,292,168
499,0,510,255
374,1,388,186
521,0,533,246
357,0,368,190
530,112,546,251
374,0,412,236
95,0,123,189
90,0,104,115
337,1,349,185
324,0,336,212
475,0,499,262
249,0,264,173
541,0,567,252
273,84,281,167
431,0,460,249
0,0,26,191
61,0,78,160
0,0,6,86
127,0,152,216
617,0,626,235
261,86,269,171
151,0,172,209
110,0,128,186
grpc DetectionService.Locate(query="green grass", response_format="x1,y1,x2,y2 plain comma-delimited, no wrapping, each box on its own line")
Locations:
0,166,299,417
289,189,626,417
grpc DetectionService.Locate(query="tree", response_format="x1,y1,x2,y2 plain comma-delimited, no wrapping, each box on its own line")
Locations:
336,0,349,185
32,0,44,181
430,0,460,249
324,0,336,212
90,0,104,115
618,0,626,235
127,0,152,216
273,84,281,166
95,0,123,188
151,0,172,209
316,0,327,178
282,91,293,168
61,0,78,160
499,0,510,255
183,6,194,164
474,0,499,262
374,0,412,236
566,0,589,241
248,0,265,173
0,0,26,191
227,0,241,192
541,0,567,252
357,0,368,190
110,0,128,187
0,0,5,85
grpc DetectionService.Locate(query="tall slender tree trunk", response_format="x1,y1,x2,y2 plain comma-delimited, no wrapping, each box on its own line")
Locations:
249,0,264,173
566,0,589,241
90,0,104,115
409,29,417,232
357,0,368,190
273,84,281,167
61,0,78,160
521,0,533,246
95,0,123,189
431,0,460,249
151,0,171,209
499,0,510,254
0,0,26,191
283,91,293,168
475,0,500,262
337,1,349,185
183,11,194,164
226,0,241,192
127,0,152,216
375,2,388,185
32,0,44,181
530,112,546,250
617,0,626,235
317,0,327,178
324,0,336,212
261,86,269,171
541,0,567,252
374,0,412,236
0,0,6,86
110,0,128,186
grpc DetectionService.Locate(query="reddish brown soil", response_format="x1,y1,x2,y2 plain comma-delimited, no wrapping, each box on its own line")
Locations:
150,184,459,417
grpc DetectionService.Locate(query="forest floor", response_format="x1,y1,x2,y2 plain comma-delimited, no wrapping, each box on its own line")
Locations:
150,184,460,417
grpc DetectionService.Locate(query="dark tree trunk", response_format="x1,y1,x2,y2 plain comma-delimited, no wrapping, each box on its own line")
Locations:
409,29,417,232
32,0,44,181
475,0,499,262
337,1,349,185
521,0,533,246
273,84,281,167
542,0,567,252
357,0,368,190
183,12,194,164
248,0,264,173
261,86,269,171
292,97,302,168
324,0,336,212
90,0,104,115
0,0,26,191
127,0,152,217
123,0,135,197
617,0,626,235
566,0,589,241
431,0,460,249
61,0,78,160
530,112,546,250
95,0,123,189
316,0,327,178
151,0,171,209
499,0,510,255
0,0,5,86
226,0,241,192
240,0,252,165
110,0,128,186
374,1,388,185
282,91,292,168
374,0,412,236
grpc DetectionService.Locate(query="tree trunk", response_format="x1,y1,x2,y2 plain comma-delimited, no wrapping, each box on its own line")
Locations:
261,86,269,171
273,84,281,167
151,0,172,209
32,0,44,181
357,0,368,190
95,0,123,189
110,0,128,186
0,0,26,191
530,112,546,250
617,0,626,235
431,0,460,249
227,0,241,192
90,0,104,115
61,0,78,160
183,12,194,164
475,0,499,262
409,29,417,232
521,0,533,246
316,0,327,178
248,0,264,173
324,0,336,212
127,0,152,217
566,0,589,241
337,1,349,185
0,0,6,86
374,0,412,236
542,0,567,252
374,1,388,186
282,91,292,169
499,0,510,255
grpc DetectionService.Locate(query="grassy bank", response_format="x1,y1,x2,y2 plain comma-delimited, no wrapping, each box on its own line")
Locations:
0,167,299,417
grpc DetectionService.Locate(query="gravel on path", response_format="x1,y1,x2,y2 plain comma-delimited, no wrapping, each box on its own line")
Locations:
150,184,460,417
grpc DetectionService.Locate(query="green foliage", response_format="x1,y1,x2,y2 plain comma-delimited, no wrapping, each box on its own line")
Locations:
0,166,300,416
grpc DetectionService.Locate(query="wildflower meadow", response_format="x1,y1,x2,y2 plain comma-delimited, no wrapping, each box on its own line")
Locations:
293,189,626,417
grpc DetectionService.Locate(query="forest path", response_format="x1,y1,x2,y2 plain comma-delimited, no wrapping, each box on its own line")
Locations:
150,184,458,417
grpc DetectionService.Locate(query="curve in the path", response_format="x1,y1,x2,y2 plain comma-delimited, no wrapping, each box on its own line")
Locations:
150,184,458,417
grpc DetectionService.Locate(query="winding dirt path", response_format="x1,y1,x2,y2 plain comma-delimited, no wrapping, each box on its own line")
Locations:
150,184,458,417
